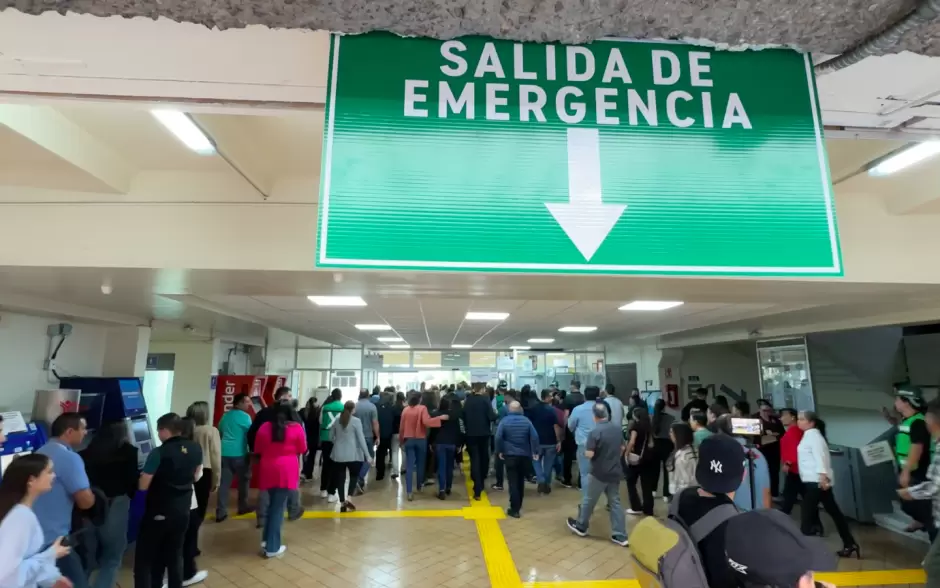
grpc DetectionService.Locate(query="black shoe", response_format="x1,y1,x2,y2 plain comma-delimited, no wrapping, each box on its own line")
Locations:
437,491,446,500
526,476,538,484
215,514,227,523
491,484,504,491
506,509,521,519
566,517,588,537
445,488,452,496
473,494,481,501
837,545,860,559
375,476,385,482
236,507,255,516
559,480,572,489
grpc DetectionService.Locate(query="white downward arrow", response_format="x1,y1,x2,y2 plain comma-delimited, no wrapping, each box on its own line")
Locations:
545,128,626,261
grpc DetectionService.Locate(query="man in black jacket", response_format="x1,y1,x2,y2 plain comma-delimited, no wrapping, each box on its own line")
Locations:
463,382,497,500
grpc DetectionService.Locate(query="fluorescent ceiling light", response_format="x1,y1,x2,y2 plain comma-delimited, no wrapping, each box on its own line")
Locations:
307,296,367,307
151,110,215,156
527,338,555,343
465,312,510,321
387,344,410,349
452,344,473,349
869,141,940,177
619,301,684,311
355,324,392,331
377,337,404,343
511,345,531,350
558,326,597,333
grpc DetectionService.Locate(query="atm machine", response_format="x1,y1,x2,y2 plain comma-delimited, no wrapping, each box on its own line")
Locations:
0,411,46,481
60,377,155,468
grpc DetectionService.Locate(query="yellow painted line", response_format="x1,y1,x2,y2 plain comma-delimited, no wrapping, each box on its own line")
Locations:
524,581,638,588
463,461,524,588
461,506,507,520
815,569,927,586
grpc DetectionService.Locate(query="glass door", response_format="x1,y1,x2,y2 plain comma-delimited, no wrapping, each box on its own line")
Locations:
757,338,815,411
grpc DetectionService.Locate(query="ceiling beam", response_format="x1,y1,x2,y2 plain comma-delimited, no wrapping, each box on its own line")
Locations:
0,104,136,194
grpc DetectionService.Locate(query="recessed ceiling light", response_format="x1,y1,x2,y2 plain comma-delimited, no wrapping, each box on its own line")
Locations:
465,312,510,321
307,296,367,307
387,344,410,349
452,344,473,349
619,301,684,311
355,324,392,331
377,337,404,343
869,141,940,177
151,110,216,155
558,326,597,333
527,338,555,343
511,345,531,350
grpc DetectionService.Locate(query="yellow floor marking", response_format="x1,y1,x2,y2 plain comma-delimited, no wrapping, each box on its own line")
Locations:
524,581,639,588
815,569,927,586
464,462,524,588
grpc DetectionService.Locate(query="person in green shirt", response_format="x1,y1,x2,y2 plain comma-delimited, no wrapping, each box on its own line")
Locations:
216,393,253,521
319,389,345,501
690,411,712,448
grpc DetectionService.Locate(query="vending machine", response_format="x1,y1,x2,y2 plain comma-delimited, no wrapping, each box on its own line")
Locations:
0,411,46,481
212,375,264,426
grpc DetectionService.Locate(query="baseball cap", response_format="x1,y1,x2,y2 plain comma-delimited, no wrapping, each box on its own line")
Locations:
725,509,837,586
695,434,746,494
896,385,926,409
497,380,508,390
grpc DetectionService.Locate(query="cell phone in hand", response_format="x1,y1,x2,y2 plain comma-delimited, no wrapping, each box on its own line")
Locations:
61,527,90,547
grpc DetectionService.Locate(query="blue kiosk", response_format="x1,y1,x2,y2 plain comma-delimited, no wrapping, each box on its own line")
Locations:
61,377,156,542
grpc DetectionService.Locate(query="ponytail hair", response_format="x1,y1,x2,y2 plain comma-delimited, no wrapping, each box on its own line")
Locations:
802,410,828,441
339,401,355,428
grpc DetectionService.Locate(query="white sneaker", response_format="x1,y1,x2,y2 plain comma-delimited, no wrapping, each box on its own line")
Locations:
327,493,339,503
183,571,208,587
319,490,328,498
626,509,643,516
265,545,287,558
652,491,658,498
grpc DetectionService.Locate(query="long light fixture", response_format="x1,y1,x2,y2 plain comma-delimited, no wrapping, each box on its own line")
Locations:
307,296,367,307
527,338,555,343
387,344,411,349
559,326,597,333
452,344,473,349
355,324,392,331
466,312,510,321
510,345,531,350
377,337,404,343
151,110,216,155
869,141,940,177
619,301,684,311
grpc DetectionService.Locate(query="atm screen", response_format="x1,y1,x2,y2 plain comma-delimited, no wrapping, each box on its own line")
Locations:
131,419,151,444
0,451,31,475
251,397,263,412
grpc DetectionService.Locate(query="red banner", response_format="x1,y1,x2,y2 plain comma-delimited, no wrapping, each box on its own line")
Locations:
213,375,264,426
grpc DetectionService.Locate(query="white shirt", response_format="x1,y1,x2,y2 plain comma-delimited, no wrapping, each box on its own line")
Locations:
797,428,833,485
0,504,61,588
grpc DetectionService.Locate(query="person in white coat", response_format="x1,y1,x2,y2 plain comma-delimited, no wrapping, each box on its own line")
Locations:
796,410,859,558
0,453,72,588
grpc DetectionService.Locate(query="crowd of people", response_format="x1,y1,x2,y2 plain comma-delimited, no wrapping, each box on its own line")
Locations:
3,379,939,588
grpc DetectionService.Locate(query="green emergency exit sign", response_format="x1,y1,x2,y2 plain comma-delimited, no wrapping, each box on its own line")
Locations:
316,33,842,276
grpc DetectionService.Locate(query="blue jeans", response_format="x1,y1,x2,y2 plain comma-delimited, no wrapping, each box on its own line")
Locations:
262,489,290,554
577,474,627,539
404,438,428,494
554,452,563,477
436,444,456,491
89,495,130,588
576,446,591,497
532,445,558,484
359,440,375,484
58,548,89,588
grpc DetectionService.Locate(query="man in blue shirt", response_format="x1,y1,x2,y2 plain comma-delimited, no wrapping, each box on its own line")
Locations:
35,412,96,588
495,401,539,518
568,387,605,496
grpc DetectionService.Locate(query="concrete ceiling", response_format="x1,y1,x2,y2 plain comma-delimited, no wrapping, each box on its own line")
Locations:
2,0,938,57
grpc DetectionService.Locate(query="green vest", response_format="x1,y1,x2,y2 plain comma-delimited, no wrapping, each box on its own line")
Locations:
319,400,344,442
896,413,926,466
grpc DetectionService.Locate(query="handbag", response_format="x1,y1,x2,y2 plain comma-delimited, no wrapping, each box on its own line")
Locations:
627,432,652,466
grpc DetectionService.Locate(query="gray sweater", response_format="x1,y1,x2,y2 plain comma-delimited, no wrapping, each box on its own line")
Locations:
329,417,370,463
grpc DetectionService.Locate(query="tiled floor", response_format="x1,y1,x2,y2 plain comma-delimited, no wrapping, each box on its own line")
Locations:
111,465,930,588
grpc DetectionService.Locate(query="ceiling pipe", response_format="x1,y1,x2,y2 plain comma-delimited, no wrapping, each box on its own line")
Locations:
815,0,940,75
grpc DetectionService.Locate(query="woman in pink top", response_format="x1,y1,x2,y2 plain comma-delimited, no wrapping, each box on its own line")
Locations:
399,394,448,500
254,403,306,558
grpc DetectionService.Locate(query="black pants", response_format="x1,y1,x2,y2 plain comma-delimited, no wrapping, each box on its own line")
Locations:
466,436,490,497
627,460,657,516
319,441,335,493
505,455,528,513
802,483,856,548
780,471,823,530
376,437,392,480
332,461,362,502
562,436,577,485
302,438,319,479
651,439,674,497
134,511,190,588
763,443,781,497
182,471,211,578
